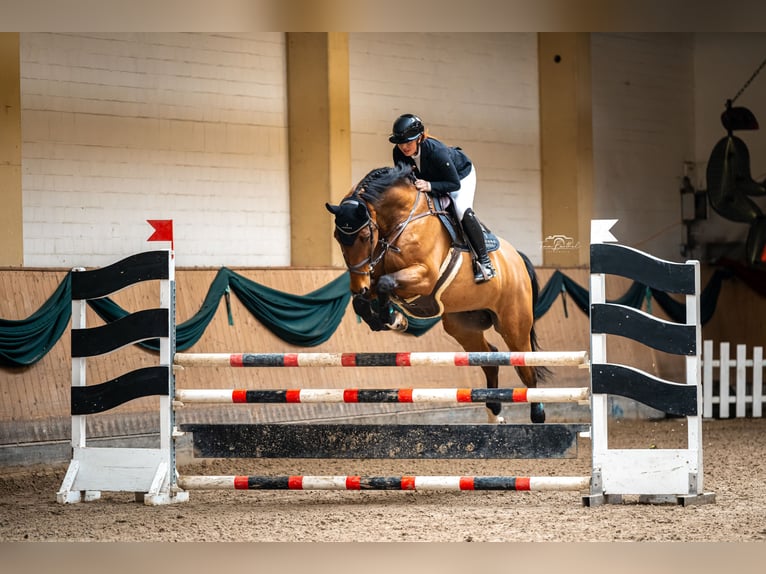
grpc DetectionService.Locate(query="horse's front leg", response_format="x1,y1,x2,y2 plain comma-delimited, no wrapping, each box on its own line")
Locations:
375,264,430,331
351,293,388,331
376,291,408,331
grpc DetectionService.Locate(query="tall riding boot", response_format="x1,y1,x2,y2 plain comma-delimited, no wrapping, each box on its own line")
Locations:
461,209,496,283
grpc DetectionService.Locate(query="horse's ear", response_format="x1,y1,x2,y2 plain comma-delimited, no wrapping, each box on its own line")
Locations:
326,203,340,214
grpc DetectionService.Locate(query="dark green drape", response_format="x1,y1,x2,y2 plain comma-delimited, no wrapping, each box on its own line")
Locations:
0,274,72,368
0,264,746,368
88,268,354,352
535,268,733,324
536,270,646,319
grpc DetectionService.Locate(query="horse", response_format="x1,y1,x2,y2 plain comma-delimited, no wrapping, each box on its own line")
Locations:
326,163,548,423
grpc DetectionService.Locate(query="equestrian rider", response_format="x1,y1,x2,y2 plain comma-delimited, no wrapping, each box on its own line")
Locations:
389,113,496,283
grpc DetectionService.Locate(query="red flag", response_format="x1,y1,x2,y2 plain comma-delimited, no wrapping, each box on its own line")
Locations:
147,219,174,248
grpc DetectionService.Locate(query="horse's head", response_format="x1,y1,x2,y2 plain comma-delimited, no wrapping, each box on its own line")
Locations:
326,164,415,295
325,197,378,295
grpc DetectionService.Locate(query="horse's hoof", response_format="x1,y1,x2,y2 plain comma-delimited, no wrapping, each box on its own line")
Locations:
386,312,408,331
486,407,505,424
530,402,546,424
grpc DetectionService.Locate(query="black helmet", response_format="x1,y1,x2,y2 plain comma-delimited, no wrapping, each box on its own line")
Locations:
389,114,424,144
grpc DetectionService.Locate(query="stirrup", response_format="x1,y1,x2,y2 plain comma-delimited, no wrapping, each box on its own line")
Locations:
473,259,496,283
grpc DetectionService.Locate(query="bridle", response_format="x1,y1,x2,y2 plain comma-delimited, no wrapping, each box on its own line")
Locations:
333,185,436,279
335,200,379,276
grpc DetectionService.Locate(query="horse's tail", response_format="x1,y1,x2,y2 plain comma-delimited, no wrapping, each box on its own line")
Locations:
519,251,550,382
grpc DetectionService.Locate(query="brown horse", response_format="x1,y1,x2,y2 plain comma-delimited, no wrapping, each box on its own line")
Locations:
326,163,548,423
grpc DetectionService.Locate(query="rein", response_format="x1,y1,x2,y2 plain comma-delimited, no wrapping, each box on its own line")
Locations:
335,183,448,278
363,188,443,275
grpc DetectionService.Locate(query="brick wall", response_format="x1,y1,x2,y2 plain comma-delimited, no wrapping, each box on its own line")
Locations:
21,33,289,268
591,33,695,261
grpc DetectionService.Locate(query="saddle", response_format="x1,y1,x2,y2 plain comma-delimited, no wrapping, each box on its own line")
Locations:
429,194,500,253
386,194,500,320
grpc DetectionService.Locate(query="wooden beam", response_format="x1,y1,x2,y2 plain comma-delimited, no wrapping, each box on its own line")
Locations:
286,33,351,267
0,33,22,266
538,33,594,267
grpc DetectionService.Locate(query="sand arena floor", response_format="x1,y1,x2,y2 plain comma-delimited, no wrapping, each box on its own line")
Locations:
2,417,766,542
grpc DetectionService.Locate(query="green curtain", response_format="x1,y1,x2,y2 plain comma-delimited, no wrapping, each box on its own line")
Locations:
88,268,354,352
0,264,745,368
536,270,647,318
0,274,72,368
535,268,733,324
226,269,352,347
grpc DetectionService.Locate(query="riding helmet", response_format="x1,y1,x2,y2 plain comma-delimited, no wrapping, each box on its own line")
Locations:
389,114,424,144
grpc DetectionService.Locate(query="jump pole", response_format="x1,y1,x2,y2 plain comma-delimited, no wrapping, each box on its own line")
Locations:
174,387,590,404
174,350,589,368
177,475,592,492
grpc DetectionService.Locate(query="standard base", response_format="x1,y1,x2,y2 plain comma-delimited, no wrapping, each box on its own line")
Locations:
56,449,190,506
583,492,716,507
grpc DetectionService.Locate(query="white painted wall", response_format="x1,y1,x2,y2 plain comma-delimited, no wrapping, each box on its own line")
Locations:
591,33,696,262
591,32,766,263
20,32,765,269
348,33,542,262
21,33,289,268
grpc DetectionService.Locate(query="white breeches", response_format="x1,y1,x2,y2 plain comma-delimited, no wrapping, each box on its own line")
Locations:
448,165,476,220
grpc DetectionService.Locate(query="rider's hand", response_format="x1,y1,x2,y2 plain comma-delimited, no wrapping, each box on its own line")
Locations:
414,179,431,192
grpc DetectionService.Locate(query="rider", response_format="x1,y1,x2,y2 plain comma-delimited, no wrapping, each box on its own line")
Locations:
388,113,496,283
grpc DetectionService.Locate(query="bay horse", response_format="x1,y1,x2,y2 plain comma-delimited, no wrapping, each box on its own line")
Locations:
326,163,548,423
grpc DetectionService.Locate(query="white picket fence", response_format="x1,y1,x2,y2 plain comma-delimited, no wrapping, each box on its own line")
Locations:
702,340,765,419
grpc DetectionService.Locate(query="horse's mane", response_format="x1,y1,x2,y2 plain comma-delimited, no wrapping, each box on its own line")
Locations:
354,163,414,208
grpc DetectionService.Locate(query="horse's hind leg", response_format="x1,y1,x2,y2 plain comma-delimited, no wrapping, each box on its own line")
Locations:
495,318,546,424
483,342,503,422
514,365,545,424
441,312,505,423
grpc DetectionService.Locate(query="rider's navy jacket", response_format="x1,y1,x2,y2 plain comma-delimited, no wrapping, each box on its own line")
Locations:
392,137,472,195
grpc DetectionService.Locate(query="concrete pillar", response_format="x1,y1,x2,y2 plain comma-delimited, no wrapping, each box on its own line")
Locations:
286,33,351,267
0,33,23,266
538,33,594,266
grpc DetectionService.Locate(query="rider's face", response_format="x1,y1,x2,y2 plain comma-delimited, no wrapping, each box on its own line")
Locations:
397,139,418,157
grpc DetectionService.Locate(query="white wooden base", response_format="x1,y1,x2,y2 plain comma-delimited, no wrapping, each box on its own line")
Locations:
584,492,716,507
56,447,188,506
596,448,699,496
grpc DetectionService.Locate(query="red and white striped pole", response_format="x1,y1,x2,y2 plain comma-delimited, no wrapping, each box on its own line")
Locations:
177,475,591,492
174,387,590,404
174,350,589,368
